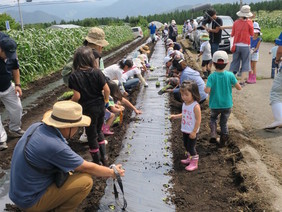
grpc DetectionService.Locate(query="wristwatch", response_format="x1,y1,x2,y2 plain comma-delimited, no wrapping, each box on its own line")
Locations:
15,83,21,88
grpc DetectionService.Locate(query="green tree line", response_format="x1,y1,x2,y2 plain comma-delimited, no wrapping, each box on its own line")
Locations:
0,0,281,31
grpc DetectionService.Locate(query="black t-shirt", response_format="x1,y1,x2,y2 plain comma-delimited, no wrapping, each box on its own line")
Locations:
68,68,106,110
0,58,12,92
209,17,223,44
173,42,182,51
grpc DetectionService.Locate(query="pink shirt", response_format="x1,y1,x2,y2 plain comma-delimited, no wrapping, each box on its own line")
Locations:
231,19,254,45
181,101,199,134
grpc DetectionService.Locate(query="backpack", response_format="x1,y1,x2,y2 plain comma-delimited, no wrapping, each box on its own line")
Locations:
61,56,74,86
171,26,178,37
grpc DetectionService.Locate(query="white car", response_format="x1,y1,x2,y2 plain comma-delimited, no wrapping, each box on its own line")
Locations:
131,27,143,38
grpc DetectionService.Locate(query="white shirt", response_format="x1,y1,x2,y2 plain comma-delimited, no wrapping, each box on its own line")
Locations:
103,64,123,81
200,41,212,61
121,66,141,82
181,101,199,134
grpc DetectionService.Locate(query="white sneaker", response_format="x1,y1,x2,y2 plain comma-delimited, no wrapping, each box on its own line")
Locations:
0,141,8,151
79,133,88,143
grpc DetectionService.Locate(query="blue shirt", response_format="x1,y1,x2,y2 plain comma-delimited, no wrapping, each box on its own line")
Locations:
250,37,262,53
148,24,156,34
9,123,84,209
173,67,208,102
206,70,238,109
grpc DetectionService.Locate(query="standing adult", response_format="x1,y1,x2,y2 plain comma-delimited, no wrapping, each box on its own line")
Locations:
0,33,25,151
265,32,282,129
9,101,125,211
169,20,178,42
148,22,157,43
202,8,223,56
229,5,254,86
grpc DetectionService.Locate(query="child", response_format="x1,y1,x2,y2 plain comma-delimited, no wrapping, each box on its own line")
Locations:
170,80,201,171
247,28,262,84
269,42,279,79
197,33,212,79
204,51,242,146
68,46,110,166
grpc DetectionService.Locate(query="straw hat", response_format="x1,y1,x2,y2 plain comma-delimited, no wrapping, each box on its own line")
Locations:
139,45,150,54
85,27,109,47
200,33,210,41
236,5,253,18
42,101,91,128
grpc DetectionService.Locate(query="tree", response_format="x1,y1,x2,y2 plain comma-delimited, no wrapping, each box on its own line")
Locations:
0,13,20,31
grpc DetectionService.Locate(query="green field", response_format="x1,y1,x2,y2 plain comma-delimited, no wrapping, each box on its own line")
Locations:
7,26,134,87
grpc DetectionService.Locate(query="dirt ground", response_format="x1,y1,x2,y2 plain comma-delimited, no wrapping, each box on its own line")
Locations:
1,37,282,211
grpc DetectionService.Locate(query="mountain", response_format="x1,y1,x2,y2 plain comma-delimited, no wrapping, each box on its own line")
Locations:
5,10,61,24
0,0,267,24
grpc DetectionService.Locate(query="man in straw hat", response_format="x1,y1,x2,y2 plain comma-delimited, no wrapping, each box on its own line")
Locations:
9,101,125,211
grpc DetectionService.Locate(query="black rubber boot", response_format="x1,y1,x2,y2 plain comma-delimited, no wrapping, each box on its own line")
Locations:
219,134,229,148
99,142,108,166
90,151,101,165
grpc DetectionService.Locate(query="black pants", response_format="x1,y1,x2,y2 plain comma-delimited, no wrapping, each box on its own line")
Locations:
84,105,105,150
183,132,197,156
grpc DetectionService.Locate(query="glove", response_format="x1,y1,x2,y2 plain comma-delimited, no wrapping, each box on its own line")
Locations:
250,49,255,55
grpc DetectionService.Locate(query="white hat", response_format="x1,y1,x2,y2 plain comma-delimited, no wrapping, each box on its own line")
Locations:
171,20,176,25
253,22,260,30
212,50,229,64
164,56,172,64
236,5,253,18
167,49,174,56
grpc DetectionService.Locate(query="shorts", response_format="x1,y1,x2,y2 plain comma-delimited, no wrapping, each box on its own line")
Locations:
104,110,112,121
251,52,259,62
202,60,212,67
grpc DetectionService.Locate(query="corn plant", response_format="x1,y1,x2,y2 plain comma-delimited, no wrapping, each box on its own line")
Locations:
7,26,134,87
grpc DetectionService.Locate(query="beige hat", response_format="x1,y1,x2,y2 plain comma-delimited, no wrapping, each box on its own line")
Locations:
236,5,253,18
42,101,91,128
200,33,210,41
212,50,229,64
139,45,150,54
85,27,109,47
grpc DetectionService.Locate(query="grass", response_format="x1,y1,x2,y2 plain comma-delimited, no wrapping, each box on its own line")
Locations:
261,27,281,43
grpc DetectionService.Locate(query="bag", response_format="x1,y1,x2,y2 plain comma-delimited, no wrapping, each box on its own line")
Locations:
172,26,178,37
229,37,236,53
54,170,69,188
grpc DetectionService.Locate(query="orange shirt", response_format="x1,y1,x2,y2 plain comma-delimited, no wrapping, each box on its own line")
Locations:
231,19,254,45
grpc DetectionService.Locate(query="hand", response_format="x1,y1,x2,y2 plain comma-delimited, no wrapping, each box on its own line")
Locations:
165,89,173,93
134,109,142,115
15,85,22,97
169,115,175,120
115,164,125,177
120,105,125,111
123,91,129,97
189,132,196,139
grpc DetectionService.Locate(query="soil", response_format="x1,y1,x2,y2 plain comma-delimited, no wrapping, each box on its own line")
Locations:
1,37,281,211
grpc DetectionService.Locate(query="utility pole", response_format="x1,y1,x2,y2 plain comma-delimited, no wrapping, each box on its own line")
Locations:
240,0,243,9
18,0,24,32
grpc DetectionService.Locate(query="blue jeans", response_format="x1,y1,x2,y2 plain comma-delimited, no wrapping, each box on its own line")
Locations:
210,42,219,56
123,78,140,92
271,58,278,78
210,108,231,138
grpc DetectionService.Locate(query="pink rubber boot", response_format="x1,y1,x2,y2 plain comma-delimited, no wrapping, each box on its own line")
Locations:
185,155,199,171
102,124,114,135
246,72,254,84
181,153,191,165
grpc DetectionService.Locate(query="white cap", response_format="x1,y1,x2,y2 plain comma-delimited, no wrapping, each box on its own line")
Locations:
164,56,172,64
212,50,229,64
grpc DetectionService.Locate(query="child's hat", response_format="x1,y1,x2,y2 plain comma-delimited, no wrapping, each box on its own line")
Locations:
164,56,172,64
254,29,262,35
275,32,282,46
200,33,210,41
212,50,229,64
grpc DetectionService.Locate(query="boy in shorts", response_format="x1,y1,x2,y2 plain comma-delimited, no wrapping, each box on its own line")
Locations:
197,33,212,79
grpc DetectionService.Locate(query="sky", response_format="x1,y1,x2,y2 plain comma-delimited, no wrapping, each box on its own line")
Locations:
0,0,117,6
